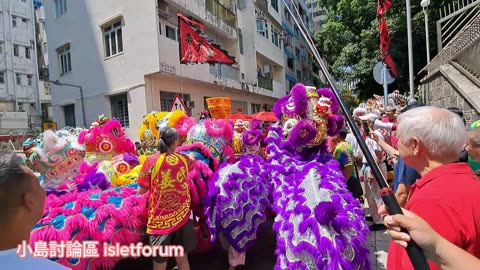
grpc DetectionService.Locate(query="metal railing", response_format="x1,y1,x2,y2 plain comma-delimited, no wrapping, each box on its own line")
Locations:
437,0,480,50
209,64,240,81
423,15,480,73
206,0,236,28
257,74,273,90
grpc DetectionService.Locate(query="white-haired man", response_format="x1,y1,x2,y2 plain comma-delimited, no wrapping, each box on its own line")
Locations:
386,107,480,270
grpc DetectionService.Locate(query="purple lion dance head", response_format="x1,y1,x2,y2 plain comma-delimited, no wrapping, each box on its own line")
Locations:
206,83,369,270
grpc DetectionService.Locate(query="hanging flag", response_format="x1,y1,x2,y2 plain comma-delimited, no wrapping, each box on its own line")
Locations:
178,13,236,65
377,0,398,77
377,0,391,16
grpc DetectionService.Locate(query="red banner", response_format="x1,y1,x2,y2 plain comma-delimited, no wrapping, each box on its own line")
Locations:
377,0,398,77
178,13,235,65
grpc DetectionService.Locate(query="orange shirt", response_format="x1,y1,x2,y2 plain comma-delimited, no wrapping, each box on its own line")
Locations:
138,153,193,235
387,163,480,269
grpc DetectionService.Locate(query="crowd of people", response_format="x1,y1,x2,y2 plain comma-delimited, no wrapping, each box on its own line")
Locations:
2,94,480,270
329,102,480,269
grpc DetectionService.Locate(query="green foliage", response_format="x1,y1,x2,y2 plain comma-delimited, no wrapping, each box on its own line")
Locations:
315,0,456,100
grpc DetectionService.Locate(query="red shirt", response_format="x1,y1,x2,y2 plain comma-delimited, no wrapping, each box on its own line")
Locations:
138,153,193,235
387,163,480,270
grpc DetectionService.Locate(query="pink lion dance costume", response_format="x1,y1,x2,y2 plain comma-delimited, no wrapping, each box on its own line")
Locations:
206,84,370,269
176,117,235,252
29,116,148,270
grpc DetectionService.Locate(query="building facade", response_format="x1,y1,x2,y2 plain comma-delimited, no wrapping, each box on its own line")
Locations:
44,0,321,140
0,0,48,133
34,0,52,123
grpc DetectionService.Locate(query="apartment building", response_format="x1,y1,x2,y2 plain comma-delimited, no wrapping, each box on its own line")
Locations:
33,0,52,123
0,0,48,133
305,0,327,32
43,0,321,140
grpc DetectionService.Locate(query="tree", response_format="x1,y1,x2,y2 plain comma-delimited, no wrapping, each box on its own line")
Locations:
315,0,456,100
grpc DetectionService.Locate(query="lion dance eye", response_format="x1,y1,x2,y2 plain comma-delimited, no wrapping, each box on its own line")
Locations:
283,118,298,133
112,127,120,137
286,97,295,111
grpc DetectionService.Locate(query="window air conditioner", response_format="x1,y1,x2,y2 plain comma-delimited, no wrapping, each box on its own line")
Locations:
157,0,170,19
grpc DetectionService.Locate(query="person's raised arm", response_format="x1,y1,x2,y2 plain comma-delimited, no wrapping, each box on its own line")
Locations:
370,131,399,158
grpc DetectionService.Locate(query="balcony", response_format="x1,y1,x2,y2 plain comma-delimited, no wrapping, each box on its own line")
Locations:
168,0,237,39
254,0,269,13
209,64,240,81
258,74,273,91
206,0,236,28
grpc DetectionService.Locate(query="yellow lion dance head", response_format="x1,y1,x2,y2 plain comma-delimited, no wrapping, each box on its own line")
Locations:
138,110,196,147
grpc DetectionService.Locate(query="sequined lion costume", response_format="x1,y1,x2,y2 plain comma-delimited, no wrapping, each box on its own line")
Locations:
29,116,149,270
176,117,235,252
206,83,370,269
23,127,86,191
139,110,196,147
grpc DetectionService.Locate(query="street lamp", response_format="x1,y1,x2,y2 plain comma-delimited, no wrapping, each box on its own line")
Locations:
50,80,87,128
421,0,431,63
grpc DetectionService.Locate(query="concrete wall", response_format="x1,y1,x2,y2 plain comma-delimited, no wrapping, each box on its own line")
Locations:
146,74,277,116
44,0,158,138
419,65,480,125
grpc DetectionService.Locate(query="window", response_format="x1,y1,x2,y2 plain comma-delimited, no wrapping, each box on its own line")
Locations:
295,47,300,57
16,73,21,85
12,16,17,27
44,83,51,95
57,44,72,75
110,94,130,127
296,70,302,80
13,45,19,56
160,91,191,115
284,7,291,21
238,29,244,55
55,0,67,18
0,72,4,84
289,80,295,91
287,57,294,70
22,18,27,23
256,20,268,38
271,0,278,12
103,20,123,58
0,42,4,54
25,47,30,59
165,24,177,41
271,26,280,48
251,103,262,114
64,104,75,127
27,75,32,86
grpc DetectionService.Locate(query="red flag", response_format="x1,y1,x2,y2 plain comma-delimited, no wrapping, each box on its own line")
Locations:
377,1,398,77
178,13,236,65
377,0,391,16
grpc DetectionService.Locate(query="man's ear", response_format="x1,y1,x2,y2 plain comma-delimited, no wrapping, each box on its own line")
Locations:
412,137,420,156
22,192,36,213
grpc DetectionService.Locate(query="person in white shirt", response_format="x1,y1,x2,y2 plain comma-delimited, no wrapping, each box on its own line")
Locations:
346,120,363,163
0,150,70,270
358,113,388,231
